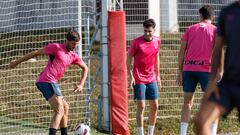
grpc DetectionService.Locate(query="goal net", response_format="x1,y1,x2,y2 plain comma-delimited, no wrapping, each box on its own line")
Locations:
0,0,238,134
0,0,95,134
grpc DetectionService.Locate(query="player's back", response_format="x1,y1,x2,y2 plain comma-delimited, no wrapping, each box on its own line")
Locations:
182,22,216,72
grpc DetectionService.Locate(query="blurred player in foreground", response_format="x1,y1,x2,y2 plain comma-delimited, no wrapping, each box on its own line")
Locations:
195,1,240,135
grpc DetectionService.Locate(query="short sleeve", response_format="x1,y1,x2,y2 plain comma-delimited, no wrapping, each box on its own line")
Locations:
128,39,137,57
181,27,189,42
71,53,82,65
217,10,225,37
44,43,59,55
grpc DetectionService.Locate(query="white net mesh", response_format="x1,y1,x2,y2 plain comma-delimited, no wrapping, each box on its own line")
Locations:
0,0,95,134
1,0,238,134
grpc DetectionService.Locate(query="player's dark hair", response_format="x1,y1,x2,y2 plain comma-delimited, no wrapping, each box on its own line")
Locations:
143,19,156,28
66,30,80,42
199,5,214,20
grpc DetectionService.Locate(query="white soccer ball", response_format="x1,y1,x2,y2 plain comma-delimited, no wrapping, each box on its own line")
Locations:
75,123,91,135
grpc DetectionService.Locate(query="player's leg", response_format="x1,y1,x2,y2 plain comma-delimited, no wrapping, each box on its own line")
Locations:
48,95,65,129
147,100,158,135
198,71,218,135
181,71,197,135
195,81,233,135
134,84,146,135
181,93,194,135
136,100,146,135
211,119,219,135
59,98,69,135
47,83,65,129
146,82,159,135
194,101,226,135
181,93,194,123
36,82,64,135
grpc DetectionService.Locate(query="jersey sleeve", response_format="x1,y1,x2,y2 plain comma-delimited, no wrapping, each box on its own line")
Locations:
181,27,189,42
217,9,225,37
71,53,83,65
128,39,137,57
43,43,59,55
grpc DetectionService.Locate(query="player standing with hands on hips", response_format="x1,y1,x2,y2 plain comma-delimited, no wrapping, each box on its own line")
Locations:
127,18,161,135
9,30,88,135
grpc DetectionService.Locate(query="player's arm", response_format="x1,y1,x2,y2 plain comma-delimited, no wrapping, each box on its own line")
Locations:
8,49,44,69
154,52,161,88
217,48,225,81
212,32,225,81
127,54,133,79
210,36,224,82
203,36,225,100
177,40,187,85
73,61,88,93
127,54,135,88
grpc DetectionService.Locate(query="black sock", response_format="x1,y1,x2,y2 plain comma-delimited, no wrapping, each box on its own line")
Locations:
49,128,57,135
60,127,68,135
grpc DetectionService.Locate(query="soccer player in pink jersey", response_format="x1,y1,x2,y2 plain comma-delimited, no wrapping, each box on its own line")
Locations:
127,19,161,135
8,30,88,135
176,5,222,135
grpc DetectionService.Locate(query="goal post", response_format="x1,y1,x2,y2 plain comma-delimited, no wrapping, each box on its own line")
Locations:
98,0,110,132
98,1,130,134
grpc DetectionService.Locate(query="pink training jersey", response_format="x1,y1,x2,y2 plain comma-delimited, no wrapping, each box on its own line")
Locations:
181,21,216,72
37,43,82,83
128,36,161,84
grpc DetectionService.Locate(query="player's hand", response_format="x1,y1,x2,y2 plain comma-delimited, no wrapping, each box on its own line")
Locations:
216,72,223,82
176,73,182,86
73,84,83,93
8,60,19,69
129,77,135,90
157,76,161,88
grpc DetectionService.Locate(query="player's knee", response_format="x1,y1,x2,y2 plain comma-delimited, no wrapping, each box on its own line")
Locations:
137,106,145,114
53,102,65,117
152,106,158,112
63,102,69,114
151,104,158,112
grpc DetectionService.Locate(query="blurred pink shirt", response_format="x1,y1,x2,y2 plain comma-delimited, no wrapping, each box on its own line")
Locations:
37,43,82,83
181,21,217,72
128,36,161,84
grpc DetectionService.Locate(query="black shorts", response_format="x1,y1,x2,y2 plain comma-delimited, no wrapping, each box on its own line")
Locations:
208,81,240,120
182,71,209,92
36,82,62,101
